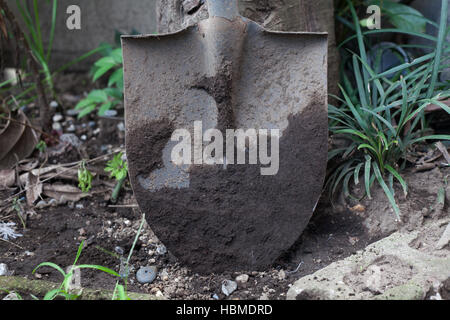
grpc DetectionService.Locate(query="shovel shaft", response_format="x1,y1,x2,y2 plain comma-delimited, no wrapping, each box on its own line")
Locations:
207,0,239,20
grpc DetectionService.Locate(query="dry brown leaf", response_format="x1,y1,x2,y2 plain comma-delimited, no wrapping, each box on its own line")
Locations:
0,169,15,188
43,184,90,203
0,109,40,170
436,142,450,165
19,165,60,185
18,159,40,172
349,204,366,213
25,172,42,206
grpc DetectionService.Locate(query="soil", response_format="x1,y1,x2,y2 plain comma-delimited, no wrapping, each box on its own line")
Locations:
0,188,373,300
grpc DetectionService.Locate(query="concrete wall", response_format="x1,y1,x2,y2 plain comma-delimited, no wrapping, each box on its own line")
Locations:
6,0,157,70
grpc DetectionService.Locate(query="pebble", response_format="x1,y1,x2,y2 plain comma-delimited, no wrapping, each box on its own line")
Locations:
66,124,76,132
50,101,59,108
75,204,84,210
52,122,62,132
81,135,87,141
136,266,158,284
117,122,125,132
36,200,47,209
104,110,118,117
60,134,82,148
222,280,237,297
48,199,58,207
67,109,79,116
0,263,9,276
278,270,286,280
52,114,63,122
88,121,96,128
115,246,125,256
212,294,219,300
236,274,249,283
156,244,167,255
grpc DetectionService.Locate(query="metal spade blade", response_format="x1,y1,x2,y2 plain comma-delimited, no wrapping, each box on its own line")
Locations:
122,0,328,273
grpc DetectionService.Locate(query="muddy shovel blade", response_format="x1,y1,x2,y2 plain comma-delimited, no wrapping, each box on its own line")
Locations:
122,14,328,273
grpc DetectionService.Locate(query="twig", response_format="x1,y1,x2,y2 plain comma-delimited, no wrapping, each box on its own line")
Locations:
0,148,124,208
108,204,139,208
0,238,24,250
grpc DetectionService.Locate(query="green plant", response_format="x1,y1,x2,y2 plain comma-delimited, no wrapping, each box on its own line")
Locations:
33,241,122,300
328,0,450,219
105,152,128,203
31,213,145,300
105,152,128,181
78,160,93,193
74,45,123,118
35,140,47,152
111,213,146,300
0,1,106,112
336,0,429,43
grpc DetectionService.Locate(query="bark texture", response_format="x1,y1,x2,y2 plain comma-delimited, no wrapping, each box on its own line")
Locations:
156,0,339,96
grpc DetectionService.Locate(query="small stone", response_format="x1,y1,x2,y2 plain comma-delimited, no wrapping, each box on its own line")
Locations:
60,134,82,148
136,266,158,284
78,228,86,236
104,110,118,117
222,280,237,297
278,270,286,280
88,121,96,128
235,274,249,283
36,200,47,209
115,246,124,256
156,244,167,255
66,124,76,132
117,122,125,132
80,135,87,141
75,204,84,210
52,122,62,132
155,290,164,298
67,109,80,116
34,272,42,279
212,294,219,300
0,263,9,276
50,101,59,108
52,114,63,122
48,199,58,207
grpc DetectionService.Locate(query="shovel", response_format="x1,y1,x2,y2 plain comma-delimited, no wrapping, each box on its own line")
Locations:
122,0,328,273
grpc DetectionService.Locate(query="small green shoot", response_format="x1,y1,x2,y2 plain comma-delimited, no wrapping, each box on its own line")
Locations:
78,160,93,193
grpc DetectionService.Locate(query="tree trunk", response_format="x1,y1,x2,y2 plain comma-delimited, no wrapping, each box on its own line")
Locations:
156,0,339,97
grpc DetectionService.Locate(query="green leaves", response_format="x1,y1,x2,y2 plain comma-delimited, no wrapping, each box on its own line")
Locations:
32,240,126,300
72,45,123,118
328,0,450,218
78,161,93,193
105,152,128,182
369,0,428,33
